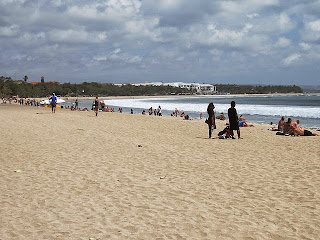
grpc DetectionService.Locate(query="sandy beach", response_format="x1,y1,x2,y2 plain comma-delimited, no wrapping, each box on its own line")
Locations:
1,104,320,240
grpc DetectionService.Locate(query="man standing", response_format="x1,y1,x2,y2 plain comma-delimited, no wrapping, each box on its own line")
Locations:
50,93,57,113
228,101,241,139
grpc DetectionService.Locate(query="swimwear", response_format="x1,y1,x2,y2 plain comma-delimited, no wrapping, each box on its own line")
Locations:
239,121,245,127
304,130,313,136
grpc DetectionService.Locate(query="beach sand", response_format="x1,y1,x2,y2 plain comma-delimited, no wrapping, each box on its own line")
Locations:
1,104,319,240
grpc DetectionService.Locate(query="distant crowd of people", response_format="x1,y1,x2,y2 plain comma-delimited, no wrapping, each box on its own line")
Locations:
8,94,318,137
2,97,40,106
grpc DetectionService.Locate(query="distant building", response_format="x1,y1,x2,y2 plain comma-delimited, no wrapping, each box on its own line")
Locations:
30,81,60,85
129,82,217,94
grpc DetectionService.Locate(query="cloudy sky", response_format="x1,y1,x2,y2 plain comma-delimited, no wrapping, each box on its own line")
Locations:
1,0,320,85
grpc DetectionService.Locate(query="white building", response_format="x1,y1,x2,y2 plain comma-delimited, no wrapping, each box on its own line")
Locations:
129,82,217,94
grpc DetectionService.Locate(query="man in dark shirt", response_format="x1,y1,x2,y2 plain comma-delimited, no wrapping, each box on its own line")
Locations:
228,101,241,139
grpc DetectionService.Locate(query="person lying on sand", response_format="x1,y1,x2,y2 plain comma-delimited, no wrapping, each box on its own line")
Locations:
288,120,319,136
290,127,319,136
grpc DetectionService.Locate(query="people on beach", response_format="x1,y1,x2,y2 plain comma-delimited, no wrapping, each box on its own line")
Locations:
216,112,226,120
75,98,78,109
291,127,319,136
228,101,241,139
157,106,162,116
50,93,57,113
238,115,254,127
283,118,292,135
278,116,285,131
94,97,99,116
218,123,231,139
175,108,179,117
291,119,300,129
289,120,319,136
206,102,216,139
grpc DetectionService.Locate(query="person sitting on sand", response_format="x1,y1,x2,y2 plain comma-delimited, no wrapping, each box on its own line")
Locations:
180,112,186,118
238,115,246,127
142,110,146,115
218,123,231,139
238,115,254,127
283,118,292,135
216,112,226,120
278,116,285,131
291,119,300,129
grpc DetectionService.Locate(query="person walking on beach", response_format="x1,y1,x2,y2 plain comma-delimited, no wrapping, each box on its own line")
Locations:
228,101,241,139
75,98,78,109
94,97,99,117
50,93,57,113
207,102,216,139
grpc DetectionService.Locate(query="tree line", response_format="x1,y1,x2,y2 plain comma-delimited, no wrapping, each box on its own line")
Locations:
0,77,192,98
216,84,303,94
0,76,303,98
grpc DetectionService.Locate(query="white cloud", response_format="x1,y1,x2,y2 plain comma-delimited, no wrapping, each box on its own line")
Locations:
0,25,19,37
275,37,291,48
48,29,107,43
247,13,259,19
302,19,320,43
252,13,296,34
282,53,301,66
220,0,279,14
299,42,311,50
308,19,320,31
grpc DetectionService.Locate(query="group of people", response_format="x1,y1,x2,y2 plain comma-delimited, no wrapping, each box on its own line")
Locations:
274,116,318,136
148,106,163,116
170,109,190,120
207,101,243,139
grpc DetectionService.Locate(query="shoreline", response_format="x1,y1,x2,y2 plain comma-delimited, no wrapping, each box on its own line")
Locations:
2,103,319,131
62,92,320,101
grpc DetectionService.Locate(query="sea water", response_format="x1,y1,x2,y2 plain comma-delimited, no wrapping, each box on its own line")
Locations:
63,95,320,129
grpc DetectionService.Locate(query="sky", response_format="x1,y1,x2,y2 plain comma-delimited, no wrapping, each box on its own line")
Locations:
1,0,320,85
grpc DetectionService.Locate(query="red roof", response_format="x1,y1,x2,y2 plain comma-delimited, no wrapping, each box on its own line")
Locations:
30,81,59,85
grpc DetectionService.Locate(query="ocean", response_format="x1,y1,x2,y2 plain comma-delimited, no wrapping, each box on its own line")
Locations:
63,95,320,129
